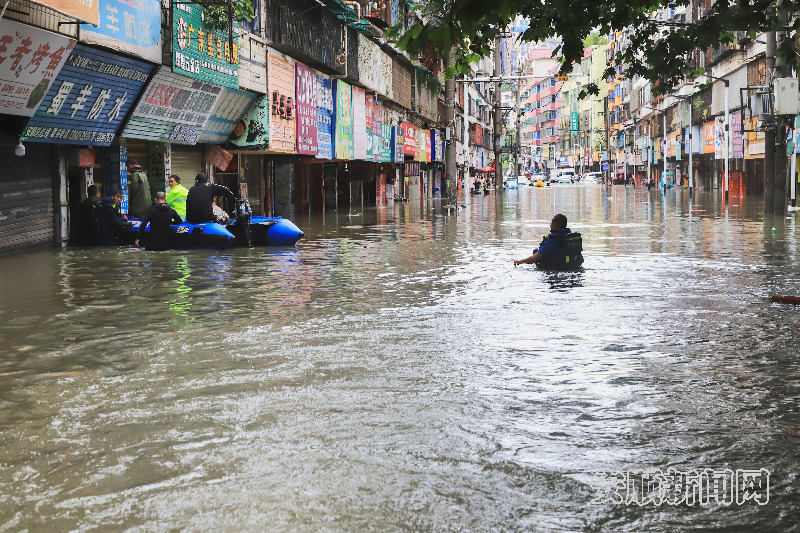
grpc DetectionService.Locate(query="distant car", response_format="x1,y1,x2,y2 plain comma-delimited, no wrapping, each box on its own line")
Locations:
551,169,576,183
530,173,544,182
517,175,531,186
583,172,603,184
504,177,519,189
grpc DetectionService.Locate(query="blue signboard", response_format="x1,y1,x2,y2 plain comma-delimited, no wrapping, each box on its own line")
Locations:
80,0,162,63
393,126,404,164
316,74,333,160
23,44,154,145
431,129,438,161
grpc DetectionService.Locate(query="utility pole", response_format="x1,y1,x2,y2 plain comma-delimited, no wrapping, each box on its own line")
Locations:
515,77,521,177
444,48,457,210
493,35,504,192
765,30,776,212
775,4,788,213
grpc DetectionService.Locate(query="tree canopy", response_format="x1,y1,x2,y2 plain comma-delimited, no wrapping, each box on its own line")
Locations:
391,0,797,95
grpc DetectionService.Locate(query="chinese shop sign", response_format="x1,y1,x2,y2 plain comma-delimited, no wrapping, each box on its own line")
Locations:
401,122,417,156
295,61,317,155
121,67,222,144
316,74,333,159
229,94,268,147
334,79,353,160
173,2,238,88
45,0,100,26
81,0,161,63
352,85,367,159
198,86,256,144
0,19,75,117
23,44,154,145
267,50,295,153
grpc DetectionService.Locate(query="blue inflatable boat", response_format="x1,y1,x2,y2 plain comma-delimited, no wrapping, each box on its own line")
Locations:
127,220,235,250
229,216,304,247
125,199,304,250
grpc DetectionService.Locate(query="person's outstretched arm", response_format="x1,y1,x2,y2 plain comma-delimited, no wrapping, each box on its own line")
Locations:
514,251,543,266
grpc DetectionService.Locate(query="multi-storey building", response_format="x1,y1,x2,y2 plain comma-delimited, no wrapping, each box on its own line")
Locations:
0,0,462,254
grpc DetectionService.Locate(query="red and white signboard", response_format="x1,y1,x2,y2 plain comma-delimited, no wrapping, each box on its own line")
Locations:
0,19,75,117
267,49,296,153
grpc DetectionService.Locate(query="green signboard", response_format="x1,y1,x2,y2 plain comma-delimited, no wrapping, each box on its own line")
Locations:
571,111,578,135
172,3,238,88
334,80,353,160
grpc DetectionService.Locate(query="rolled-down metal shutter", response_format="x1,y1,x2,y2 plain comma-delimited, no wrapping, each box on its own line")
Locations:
0,134,54,254
170,146,203,185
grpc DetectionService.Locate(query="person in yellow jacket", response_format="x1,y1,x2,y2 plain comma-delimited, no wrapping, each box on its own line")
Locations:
165,174,189,219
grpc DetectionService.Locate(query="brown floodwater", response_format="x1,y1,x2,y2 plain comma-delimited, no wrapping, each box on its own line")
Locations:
0,184,798,531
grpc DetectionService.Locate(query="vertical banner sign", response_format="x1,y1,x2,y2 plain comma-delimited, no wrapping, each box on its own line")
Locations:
316,74,333,159
267,50,296,152
571,111,578,133
732,111,744,158
48,0,100,26
121,67,222,144
714,116,725,159
365,95,374,160
393,126,404,163
702,121,716,154
172,2,238,88
334,80,353,159
0,19,75,117
381,121,393,163
295,62,318,155
198,86,256,143
795,115,800,154
229,94,268,147
352,86,367,159
425,130,432,162
372,100,382,162
419,129,428,162
402,122,417,156
81,0,161,63
23,44,154,145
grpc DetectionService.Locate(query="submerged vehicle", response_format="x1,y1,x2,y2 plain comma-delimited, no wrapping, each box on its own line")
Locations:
504,177,519,189
126,199,303,250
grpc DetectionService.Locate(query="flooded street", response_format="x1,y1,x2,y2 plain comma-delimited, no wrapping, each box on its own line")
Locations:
1,184,799,531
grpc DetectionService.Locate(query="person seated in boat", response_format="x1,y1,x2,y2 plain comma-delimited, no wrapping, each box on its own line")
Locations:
96,189,132,246
76,184,101,245
513,214,584,270
166,174,189,219
186,173,237,224
135,191,182,251
211,197,231,225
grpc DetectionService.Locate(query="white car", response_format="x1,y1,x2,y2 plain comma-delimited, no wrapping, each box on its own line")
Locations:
583,172,603,183
551,169,576,183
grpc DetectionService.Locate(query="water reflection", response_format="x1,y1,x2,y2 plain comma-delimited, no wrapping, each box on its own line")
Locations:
0,185,799,531
169,256,193,323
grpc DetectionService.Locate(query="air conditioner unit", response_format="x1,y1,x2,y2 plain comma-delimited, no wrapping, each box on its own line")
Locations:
773,78,799,115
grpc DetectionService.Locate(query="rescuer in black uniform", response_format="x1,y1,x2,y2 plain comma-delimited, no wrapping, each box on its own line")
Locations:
96,190,133,246
135,191,182,251
76,184,101,245
185,173,237,224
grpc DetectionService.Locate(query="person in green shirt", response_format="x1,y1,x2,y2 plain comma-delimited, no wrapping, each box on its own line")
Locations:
166,174,189,220
127,159,151,218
